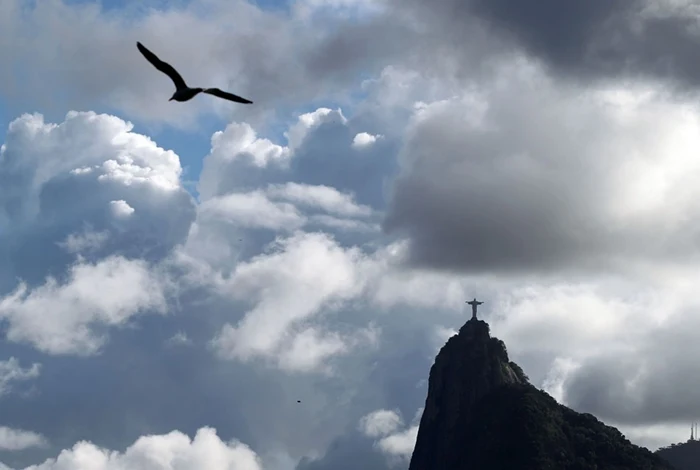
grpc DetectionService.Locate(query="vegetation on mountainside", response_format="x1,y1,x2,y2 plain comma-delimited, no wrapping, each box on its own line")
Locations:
458,383,674,470
656,439,700,470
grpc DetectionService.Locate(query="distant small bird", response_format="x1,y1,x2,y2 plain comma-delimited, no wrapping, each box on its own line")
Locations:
136,42,253,104
297,400,301,403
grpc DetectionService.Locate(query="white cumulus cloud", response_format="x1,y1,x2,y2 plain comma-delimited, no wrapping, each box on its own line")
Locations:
266,182,372,218
0,427,47,451
359,408,421,462
351,132,381,149
358,409,403,438
211,231,367,370
109,200,135,219
0,256,167,355
14,427,261,470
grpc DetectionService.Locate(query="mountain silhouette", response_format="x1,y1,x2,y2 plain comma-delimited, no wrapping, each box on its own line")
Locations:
408,317,675,470
656,439,700,469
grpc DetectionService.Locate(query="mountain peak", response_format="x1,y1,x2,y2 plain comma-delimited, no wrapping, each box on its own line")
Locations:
409,317,528,470
409,317,673,470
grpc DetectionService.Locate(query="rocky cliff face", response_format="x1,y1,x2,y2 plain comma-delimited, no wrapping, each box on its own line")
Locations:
409,318,527,470
408,317,674,470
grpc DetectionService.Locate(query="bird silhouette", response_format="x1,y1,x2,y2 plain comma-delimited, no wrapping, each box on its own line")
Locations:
136,42,253,104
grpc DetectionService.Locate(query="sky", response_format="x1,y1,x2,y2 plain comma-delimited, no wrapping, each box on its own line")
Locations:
2,0,700,468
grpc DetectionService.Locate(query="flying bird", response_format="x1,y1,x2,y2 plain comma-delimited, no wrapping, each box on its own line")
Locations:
136,42,253,104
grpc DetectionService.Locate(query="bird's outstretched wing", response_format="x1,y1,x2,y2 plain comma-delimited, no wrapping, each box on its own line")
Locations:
137,42,187,91
203,88,253,104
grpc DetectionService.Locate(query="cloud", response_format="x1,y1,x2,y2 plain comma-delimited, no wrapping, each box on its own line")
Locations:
432,326,457,353
188,179,381,273
210,231,369,370
197,104,398,225
478,271,700,443
0,256,167,355
0,428,47,452
0,110,195,295
265,182,373,218
358,408,420,463
285,108,348,151
57,227,110,254
277,328,349,374
0,111,183,225
0,358,41,397
165,331,192,347
358,410,403,438
541,357,581,404
9,3,700,461
383,58,700,275
389,0,700,91
188,221,471,378
615,422,693,455
197,107,365,200
491,282,653,357
6,0,700,132
374,426,418,461
186,104,392,281
295,433,389,470
198,191,306,232
197,121,292,201
361,241,474,313
109,200,135,219
351,132,381,149
307,215,379,233
560,306,700,427
293,0,387,21
0,40,488,470
0,0,418,127
197,108,355,203
12,427,261,470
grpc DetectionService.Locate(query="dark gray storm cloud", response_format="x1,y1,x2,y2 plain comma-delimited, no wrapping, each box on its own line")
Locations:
381,86,601,275
5,0,700,131
392,0,700,90
381,54,700,275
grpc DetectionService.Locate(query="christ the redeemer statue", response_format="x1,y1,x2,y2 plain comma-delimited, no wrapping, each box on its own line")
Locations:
466,298,483,320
